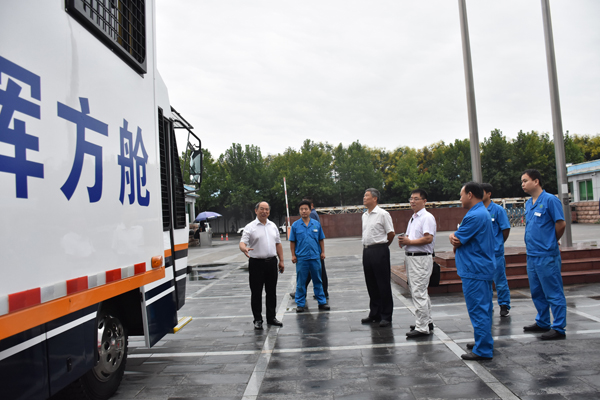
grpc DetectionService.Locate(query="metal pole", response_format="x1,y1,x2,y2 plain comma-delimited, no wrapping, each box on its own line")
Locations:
283,177,291,240
541,0,573,246
458,0,482,183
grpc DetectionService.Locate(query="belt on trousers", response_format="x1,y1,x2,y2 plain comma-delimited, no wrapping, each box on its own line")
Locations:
251,257,275,262
405,252,432,256
363,243,387,249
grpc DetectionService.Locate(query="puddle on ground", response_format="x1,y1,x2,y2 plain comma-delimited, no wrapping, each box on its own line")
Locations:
187,264,225,281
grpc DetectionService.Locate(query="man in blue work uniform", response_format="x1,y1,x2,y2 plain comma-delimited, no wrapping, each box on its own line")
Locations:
521,169,567,340
449,182,496,360
289,200,330,313
481,183,512,317
304,197,329,299
290,197,329,300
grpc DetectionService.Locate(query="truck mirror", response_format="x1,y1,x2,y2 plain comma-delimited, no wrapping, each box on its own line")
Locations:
190,148,202,185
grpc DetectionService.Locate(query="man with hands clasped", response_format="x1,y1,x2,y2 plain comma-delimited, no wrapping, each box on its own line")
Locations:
449,182,496,361
398,189,437,338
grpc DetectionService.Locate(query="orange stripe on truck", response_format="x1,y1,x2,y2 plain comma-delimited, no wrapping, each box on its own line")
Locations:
0,267,165,341
174,243,188,252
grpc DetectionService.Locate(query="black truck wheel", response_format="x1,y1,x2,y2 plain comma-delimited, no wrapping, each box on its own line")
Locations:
53,310,128,400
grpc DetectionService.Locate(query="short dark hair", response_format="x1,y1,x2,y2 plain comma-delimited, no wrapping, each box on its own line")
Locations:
302,197,314,205
463,182,483,199
522,169,543,187
481,183,493,195
411,188,428,201
255,201,270,210
298,200,312,210
365,188,380,203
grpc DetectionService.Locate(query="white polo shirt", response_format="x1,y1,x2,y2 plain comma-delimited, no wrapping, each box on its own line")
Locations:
241,218,281,258
405,208,436,254
362,205,395,246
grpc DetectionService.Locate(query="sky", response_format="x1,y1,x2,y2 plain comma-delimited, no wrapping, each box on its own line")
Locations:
155,1,600,159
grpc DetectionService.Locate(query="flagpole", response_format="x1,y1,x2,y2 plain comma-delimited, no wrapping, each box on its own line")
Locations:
283,177,291,240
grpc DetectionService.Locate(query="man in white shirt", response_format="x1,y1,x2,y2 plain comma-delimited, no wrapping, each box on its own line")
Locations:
361,188,395,327
240,201,285,330
398,189,437,337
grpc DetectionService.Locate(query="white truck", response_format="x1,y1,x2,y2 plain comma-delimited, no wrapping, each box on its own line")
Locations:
0,1,201,399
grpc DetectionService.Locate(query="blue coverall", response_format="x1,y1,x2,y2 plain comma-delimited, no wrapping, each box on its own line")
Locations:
455,202,496,358
486,201,511,308
524,190,567,333
289,218,327,307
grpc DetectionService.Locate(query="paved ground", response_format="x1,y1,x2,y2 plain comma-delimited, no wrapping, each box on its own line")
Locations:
112,225,600,400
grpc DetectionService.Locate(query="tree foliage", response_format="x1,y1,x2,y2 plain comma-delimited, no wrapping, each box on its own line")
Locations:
183,132,600,224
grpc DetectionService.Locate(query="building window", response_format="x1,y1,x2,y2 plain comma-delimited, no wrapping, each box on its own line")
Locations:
66,0,147,74
579,179,594,201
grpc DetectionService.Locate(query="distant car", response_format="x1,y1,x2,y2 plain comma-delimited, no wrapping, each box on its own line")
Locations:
237,227,245,234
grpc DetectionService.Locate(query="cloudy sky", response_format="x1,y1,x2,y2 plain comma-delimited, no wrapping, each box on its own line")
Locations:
155,1,600,158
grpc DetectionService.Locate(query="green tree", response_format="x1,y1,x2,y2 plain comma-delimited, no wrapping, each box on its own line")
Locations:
219,143,269,221
193,149,222,213
564,132,585,164
481,129,515,198
332,141,383,205
266,140,335,222
512,131,557,194
386,146,421,203
428,139,472,200
573,134,600,161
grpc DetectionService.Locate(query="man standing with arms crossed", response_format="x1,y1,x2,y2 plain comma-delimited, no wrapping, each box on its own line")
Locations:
289,200,330,313
521,169,567,340
399,189,437,338
361,188,395,327
240,201,285,330
449,182,496,360
481,183,512,317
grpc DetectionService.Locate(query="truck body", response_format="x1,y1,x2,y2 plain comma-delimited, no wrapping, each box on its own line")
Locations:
0,1,200,398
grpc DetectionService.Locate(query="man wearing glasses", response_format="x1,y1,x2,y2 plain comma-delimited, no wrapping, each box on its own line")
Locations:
398,189,437,337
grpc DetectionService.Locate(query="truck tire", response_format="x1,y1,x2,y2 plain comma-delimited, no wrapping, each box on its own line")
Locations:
53,310,128,400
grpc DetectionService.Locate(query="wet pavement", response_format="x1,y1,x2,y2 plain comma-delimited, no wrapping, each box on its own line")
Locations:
113,225,600,400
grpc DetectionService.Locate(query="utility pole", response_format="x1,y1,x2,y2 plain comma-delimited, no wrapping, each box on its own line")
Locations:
458,0,482,183
541,0,573,246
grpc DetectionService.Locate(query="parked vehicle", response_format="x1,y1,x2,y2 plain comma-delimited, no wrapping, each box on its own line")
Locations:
0,2,201,399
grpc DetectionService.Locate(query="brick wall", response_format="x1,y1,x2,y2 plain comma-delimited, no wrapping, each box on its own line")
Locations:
572,201,600,224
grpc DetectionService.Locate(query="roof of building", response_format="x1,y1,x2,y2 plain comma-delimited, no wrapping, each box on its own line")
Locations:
567,160,600,177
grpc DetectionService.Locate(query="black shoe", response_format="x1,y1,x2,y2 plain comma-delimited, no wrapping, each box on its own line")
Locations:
541,329,566,340
267,318,283,327
406,330,429,338
410,323,434,332
523,323,550,332
296,306,305,313
254,321,263,330
318,303,330,311
361,317,380,324
289,292,295,299
461,352,492,361
466,342,475,350
500,305,510,317
379,320,391,327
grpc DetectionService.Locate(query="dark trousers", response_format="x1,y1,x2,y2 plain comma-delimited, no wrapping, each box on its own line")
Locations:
305,259,328,297
362,244,393,321
249,257,278,322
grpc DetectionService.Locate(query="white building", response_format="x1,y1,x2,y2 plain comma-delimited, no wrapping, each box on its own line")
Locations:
567,160,600,224
568,160,600,202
